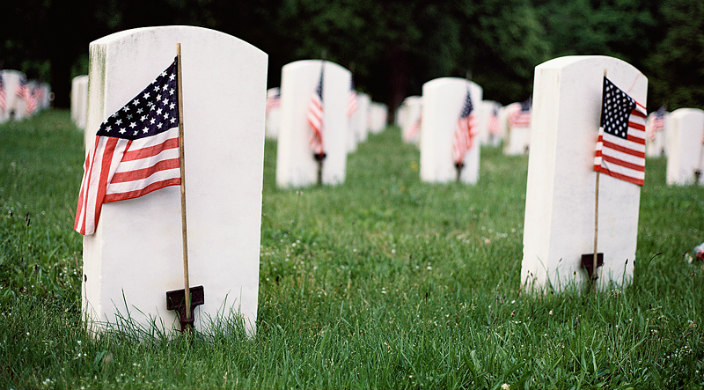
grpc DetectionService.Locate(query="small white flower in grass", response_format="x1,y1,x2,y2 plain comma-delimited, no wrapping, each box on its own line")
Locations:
511,300,515,304
549,310,553,316
426,265,432,270
292,243,296,247
381,288,387,294
391,249,396,254
501,383,510,390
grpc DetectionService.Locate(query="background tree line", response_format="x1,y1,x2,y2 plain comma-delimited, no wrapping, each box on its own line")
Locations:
1,0,702,116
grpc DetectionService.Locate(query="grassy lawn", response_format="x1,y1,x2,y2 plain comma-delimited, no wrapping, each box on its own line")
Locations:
1,110,702,389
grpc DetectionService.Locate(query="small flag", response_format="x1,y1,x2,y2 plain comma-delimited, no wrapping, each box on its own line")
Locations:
0,74,6,110
488,107,499,135
16,76,29,99
594,76,647,186
307,64,324,155
75,58,181,235
26,86,37,114
266,88,280,114
405,112,421,142
509,100,531,128
452,89,477,164
347,78,358,117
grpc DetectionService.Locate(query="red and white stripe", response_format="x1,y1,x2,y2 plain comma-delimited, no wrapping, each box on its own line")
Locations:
74,126,180,235
452,112,477,164
594,102,647,186
307,92,324,155
509,108,531,129
404,114,421,143
347,91,358,117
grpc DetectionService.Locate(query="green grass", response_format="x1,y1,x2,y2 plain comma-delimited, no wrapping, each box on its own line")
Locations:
1,110,703,389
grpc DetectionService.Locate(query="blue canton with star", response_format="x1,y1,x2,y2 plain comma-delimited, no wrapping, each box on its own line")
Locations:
600,77,635,140
96,58,179,140
459,89,473,118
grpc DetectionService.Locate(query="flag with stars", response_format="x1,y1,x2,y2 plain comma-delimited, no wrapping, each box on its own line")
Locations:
307,63,324,155
452,88,477,164
594,76,647,186
75,58,180,235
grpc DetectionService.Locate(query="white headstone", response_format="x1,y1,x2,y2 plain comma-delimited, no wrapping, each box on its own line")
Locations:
645,111,668,157
265,87,281,139
419,77,483,184
74,75,89,140
368,102,387,134
1,70,28,121
346,87,360,152
522,55,647,292
401,96,422,144
81,25,267,335
276,60,351,188
71,75,86,123
665,108,704,186
355,93,370,143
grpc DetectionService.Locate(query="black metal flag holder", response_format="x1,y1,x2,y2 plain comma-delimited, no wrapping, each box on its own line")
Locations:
314,152,327,186
454,161,464,183
166,42,204,332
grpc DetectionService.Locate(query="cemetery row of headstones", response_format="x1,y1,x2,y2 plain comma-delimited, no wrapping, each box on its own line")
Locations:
0,69,52,123
393,78,703,187
72,26,703,338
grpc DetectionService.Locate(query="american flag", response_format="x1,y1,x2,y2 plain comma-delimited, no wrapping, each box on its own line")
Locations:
452,89,477,164
405,112,421,142
488,107,499,135
0,74,5,110
16,76,29,99
594,76,647,186
307,63,324,155
75,58,181,235
509,100,531,128
26,86,37,114
266,88,280,114
347,78,358,117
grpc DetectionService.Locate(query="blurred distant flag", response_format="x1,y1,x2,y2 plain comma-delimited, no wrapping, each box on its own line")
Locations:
266,88,280,114
16,76,28,99
489,107,499,135
0,74,5,110
509,99,531,128
307,63,325,155
347,78,358,117
405,112,421,142
26,86,37,114
647,106,666,141
452,89,477,164
75,58,181,235
594,76,647,186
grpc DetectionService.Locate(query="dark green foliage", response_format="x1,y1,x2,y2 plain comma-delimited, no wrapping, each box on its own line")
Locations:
1,112,703,389
4,1,703,113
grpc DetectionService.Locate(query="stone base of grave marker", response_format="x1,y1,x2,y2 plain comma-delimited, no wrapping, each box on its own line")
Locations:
81,25,267,336
521,55,647,292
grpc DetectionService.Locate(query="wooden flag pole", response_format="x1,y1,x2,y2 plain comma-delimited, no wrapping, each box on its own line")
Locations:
176,43,191,322
592,69,608,286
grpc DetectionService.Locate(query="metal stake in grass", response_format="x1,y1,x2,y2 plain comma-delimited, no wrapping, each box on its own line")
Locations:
166,42,204,332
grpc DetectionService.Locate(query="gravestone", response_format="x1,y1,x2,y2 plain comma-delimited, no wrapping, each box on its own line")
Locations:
522,55,647,292
665,108,704,186
401,96,422,144
276,60,351,188
1,70,28,121
71,75,87,124
368,102,387,134
645,110,668,158
76,76,90,133
419,77,482,184
265,87,281,139
355,93,370,143
81,26,267,335
497,102,518,148
503,101,531,155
